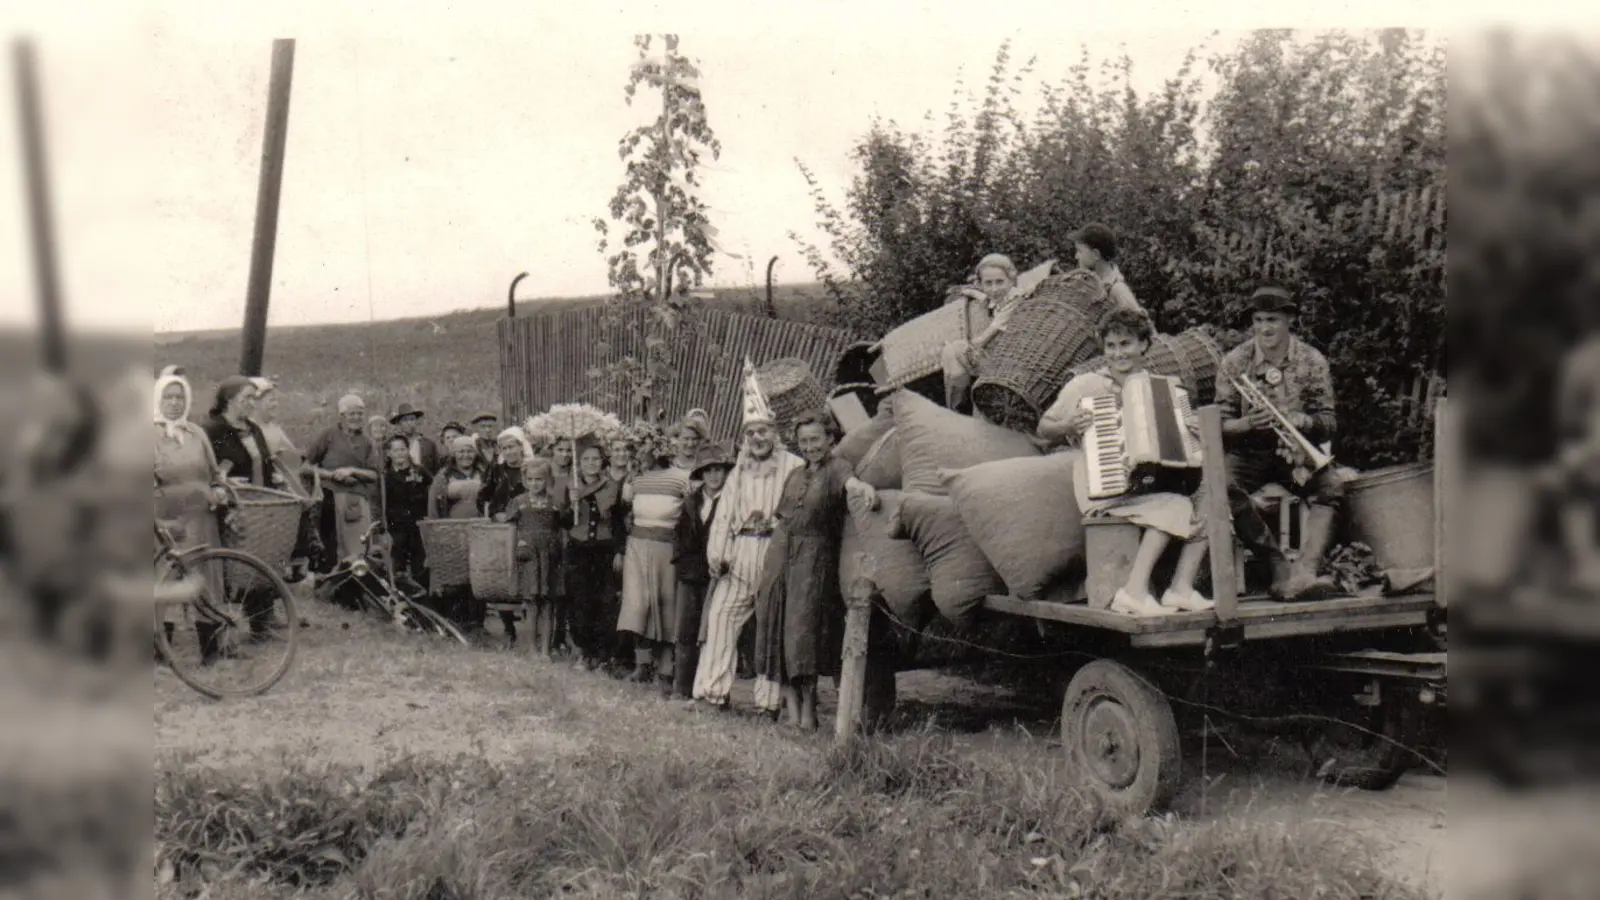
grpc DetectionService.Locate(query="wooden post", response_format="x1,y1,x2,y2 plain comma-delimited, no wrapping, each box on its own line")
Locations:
1199,405,1238,620
508,272,529,318
1433,396,1454,609
240,39,296,378
835,553,875,745
13,40,67,373
765,256,779,319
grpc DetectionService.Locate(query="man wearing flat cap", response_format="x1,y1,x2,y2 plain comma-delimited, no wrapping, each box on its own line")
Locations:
391,402,439,477
471,411,500,468
1216,284,1344,601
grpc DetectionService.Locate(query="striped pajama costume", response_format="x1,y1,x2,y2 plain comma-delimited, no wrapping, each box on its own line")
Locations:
692,449,804,709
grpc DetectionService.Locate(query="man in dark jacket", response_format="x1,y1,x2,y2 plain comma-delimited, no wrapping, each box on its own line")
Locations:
671,443,733,701
391,402,440,477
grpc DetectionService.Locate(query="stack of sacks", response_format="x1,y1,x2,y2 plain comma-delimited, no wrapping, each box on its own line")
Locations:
838,490,934,629
835,395,901,489
890,392,1042,627
943,451,1089,601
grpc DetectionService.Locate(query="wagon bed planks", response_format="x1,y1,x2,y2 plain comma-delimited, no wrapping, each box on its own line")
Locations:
982,591,1437,648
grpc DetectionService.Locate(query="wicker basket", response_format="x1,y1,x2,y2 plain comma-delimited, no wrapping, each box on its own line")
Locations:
833,341,882,387
756,358,828,437
221,484,303,591
871,296,974,389
1065,327,1224,405
419,517,487,593
469,521,518,602
971,270,1117,432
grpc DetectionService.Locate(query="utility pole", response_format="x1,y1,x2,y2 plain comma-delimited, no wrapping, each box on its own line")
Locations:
240,39,296,377
13,40,67,373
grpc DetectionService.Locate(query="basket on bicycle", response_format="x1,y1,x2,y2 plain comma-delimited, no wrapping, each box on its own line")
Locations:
870,296,975,390
468,521,519,605
220,484,304,591
418,517,485,593
972,270,1118,433
755,358,828,441
1065,327,1224,405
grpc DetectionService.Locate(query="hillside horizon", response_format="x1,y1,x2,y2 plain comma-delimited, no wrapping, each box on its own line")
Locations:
155,281,839,342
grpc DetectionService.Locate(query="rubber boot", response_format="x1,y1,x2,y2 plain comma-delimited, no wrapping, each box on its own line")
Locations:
1276,504,1339,602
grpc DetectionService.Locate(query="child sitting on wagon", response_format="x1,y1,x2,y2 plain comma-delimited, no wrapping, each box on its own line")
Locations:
1037,307,1213,616
498,458,566,661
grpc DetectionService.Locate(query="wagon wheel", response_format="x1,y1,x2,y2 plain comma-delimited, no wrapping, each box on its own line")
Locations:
1062,659,1182,817
1307,689,1422,791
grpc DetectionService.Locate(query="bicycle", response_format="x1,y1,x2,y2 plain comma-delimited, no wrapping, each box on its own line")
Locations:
313,524,469,645
153,516,298,699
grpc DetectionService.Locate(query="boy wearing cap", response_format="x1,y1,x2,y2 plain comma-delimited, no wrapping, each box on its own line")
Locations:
1070,223,1143,314
1216,284,1344,601
471,412,500,467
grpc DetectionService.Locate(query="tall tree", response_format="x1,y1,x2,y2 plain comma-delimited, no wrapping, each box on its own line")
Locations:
592,34,723,422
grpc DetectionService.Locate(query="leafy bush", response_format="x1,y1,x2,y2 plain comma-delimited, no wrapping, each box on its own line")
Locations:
798,30,1445,467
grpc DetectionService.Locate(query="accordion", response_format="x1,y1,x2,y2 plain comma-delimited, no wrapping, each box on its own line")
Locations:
1083,372,1203,501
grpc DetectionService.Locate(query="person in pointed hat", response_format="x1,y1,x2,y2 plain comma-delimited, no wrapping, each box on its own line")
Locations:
689,361,803,713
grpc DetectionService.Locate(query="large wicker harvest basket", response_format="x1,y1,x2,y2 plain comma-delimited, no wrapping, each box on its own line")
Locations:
469,521,519,603
756,358,828,438
419,517,487,594
972,270,1117,432
871,296,974,389
220,484,303,591
1065,327,1224,405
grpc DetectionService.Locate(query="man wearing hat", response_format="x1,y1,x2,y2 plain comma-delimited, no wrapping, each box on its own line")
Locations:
471,411,500,467
1070,223,1143,314
1216,284,1344,601
669,441,734,701
391,402,439,476
691,362,803,712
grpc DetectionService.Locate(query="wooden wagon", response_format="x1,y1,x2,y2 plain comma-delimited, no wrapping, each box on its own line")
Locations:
833,401,1452,818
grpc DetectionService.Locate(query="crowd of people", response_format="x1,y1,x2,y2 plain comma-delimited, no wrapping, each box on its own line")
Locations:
145,222,1387,724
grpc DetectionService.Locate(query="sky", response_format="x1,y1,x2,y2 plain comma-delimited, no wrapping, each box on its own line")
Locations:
0,0,1540,335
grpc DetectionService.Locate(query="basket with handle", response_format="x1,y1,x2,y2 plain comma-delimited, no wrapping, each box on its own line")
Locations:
870,295,975,389
1065,327,1224,405
971,270,1117,433
756,358,829,439
220,483,304,591
469,520,520,607
419,517,486,594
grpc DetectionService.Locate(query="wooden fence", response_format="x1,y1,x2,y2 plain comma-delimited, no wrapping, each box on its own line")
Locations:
497,306,860,442
1206,181,1447,278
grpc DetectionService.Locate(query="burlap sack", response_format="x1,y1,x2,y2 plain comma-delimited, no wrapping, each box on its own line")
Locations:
839,490,934,628
944,451,1088,600
893,391,1041,495
896,491,1004,629
835,396,896,467
852,428,902,490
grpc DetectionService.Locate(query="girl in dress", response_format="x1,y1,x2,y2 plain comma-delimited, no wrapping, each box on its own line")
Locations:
1037,307,1213,616
500,458,565,660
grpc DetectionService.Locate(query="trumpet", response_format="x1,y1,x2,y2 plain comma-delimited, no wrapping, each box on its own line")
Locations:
1228,371,1334,483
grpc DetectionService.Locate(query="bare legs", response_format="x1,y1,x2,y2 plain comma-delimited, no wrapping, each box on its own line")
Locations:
1113,528,1213,615
777,677,819,730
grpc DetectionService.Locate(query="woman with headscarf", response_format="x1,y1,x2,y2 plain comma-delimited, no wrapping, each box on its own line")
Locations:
249,376,324,574
480,427,533,519
306,393,381,564
617,417,703,690
367,415,392,450
249,377,298,459
479,426,535,643
153,367,228,657
427,435,489,629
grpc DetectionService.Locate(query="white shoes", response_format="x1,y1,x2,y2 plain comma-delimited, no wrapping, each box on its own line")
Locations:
1159,588,1215,613
1110,588,1166,616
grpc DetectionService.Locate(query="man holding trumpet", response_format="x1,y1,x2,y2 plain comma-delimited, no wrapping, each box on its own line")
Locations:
1216,284,1345,601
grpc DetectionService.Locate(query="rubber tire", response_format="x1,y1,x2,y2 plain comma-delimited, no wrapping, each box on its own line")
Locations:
1310,694,1419,791
1062,659,1182,817
154,546,297,700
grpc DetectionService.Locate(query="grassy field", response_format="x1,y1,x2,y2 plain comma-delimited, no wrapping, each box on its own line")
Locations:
141,596,1443,899
154,284,839,442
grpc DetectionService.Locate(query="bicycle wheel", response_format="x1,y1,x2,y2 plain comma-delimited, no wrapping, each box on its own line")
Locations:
397,600,470,646
155,546,297,699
